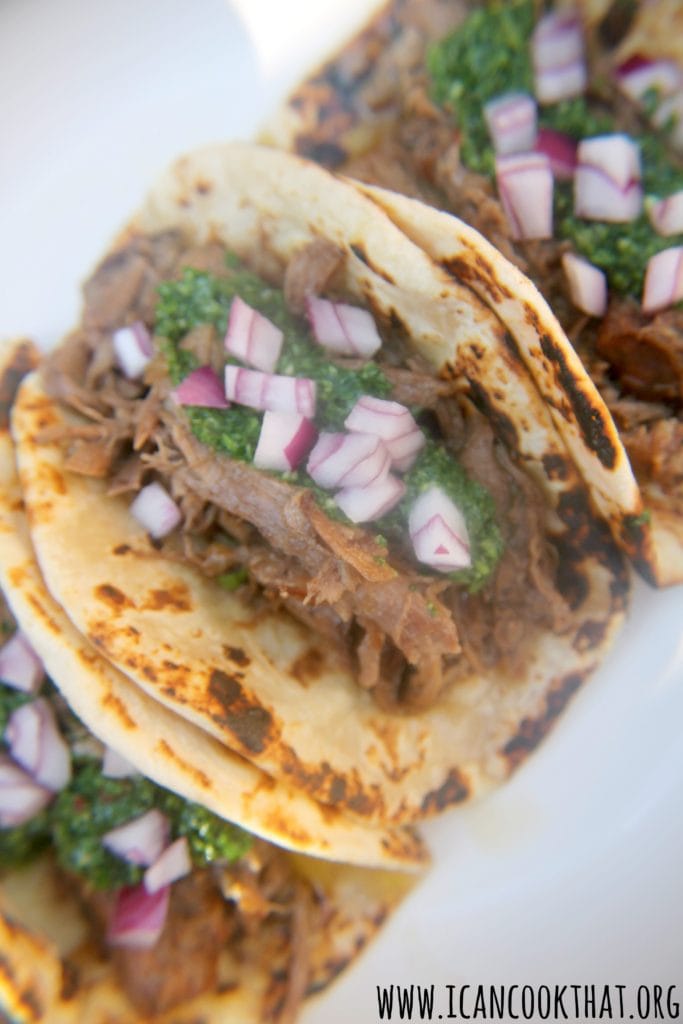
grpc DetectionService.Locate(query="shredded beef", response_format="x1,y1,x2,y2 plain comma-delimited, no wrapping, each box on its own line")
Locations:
595,300,683,404
283,238,344,315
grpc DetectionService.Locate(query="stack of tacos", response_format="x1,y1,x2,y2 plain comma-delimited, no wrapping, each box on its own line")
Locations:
267,0,683,587
0,339,426,1023
0,126,645,1019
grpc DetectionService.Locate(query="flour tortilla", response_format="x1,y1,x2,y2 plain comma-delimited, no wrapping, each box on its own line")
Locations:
11,143,631,825
265,0,682,587
0,338,419,1024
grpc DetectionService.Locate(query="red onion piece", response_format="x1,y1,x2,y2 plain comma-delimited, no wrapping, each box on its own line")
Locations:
307,432,391,490
144,836,192,894
102,746,139,779
253,411,317,472
224,296,284,373
107,883,170,950
535,127,578,180
0,631,44,694
0,756,52,827
495,153,554,240
129,482,182,539
5,698,71,792
642,246,683,314
171,366,229,409
102,808,170,867
532,10,586,103
306,296,382,357
561,252,608,317
484,92,537,156
335,474,405,523
113,322,153,380
344,395,425,472
648,191,683,236
616,55,682,104
225,365,316,418
574,134,642,222
409,487,471,572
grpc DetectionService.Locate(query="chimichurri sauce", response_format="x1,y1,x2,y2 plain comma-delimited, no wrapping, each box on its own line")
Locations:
428,0,683,296
0,678,251,885
155,262,504,590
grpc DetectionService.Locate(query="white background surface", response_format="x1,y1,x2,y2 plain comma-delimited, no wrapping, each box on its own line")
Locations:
1,2,682,1022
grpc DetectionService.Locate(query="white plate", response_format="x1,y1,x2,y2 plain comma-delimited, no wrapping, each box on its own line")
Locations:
1,2,682,1021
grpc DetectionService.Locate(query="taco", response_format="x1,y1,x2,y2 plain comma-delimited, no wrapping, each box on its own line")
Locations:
13,142,629,826
0,339,422,1023
267,0,683,586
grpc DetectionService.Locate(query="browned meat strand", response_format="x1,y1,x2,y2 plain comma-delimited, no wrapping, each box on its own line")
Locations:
595,301,683,405
113,871,233,1016
283,238,344,314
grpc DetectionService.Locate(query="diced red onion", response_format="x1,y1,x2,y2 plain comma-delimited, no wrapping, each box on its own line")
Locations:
5,699,71,792
535,127,578,180
532,10,586,104
344,395,425,472
253,411,317,472
144,836,192,895
483,92,537,156
335,474,405,523
102,746,139,779
224,296,283,373
306,296,382,357
495,153,554,240
102,808,170,867
129,482,182,539
113,322,153,380
171,366,229,409
648,190,683,236
307,432,391,490
0,756,52,827
409,487,471,572
561,252,608,317
616,55,682,104
0,631,44,694
574,134,642,222
642,246,683,314
225,365,316,418
107,883,170,950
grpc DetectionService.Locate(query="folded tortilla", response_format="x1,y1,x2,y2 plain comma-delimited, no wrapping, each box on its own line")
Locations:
10,144,630,826
265,0,683,587
0,339,421,1023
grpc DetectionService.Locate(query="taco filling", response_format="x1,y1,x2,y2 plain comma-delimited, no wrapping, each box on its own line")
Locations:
275,0,683,582
0,611,354,1021
42,227,574,712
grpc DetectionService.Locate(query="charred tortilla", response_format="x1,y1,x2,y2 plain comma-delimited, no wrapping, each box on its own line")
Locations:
0,338,420,1024
267,0,683,586
13,143,629,825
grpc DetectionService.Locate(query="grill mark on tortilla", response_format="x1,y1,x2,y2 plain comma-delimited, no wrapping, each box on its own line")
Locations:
156,738,212,790
542,453,571,481
113,543,131,555
102,691,138,730
141,582,193,612
419,768,469,816
223,644,250,667
501,671,586,769
535,326,617,469
289,647,324,685
573,619,608,653
94,583,135,610
441,252,514,305
208,669,274,754
0,339,39,429
350,242,395,285
295,138,348,167
465,376,519,451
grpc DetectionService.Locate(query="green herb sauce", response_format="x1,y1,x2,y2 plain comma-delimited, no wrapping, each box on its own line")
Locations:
0,677,252,885
428,0,683,296
52,760,251,890
156,262,504,590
